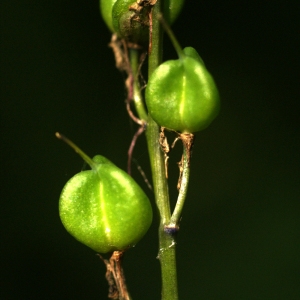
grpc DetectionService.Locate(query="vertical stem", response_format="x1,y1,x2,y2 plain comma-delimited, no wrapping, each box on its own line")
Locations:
126,1,179,298
145,1,178,299
146,118,178,300
148,3,163,74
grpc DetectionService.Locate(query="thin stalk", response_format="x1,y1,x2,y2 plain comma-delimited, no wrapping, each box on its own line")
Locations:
158,14,184,59
169,146,190,227
55,132,97,169
129,49,148,122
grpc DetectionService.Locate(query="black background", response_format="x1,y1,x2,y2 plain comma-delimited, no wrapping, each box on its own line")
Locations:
1,0,300,299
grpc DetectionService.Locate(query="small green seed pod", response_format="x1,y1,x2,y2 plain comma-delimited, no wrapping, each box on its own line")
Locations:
100,0,118,32
112,0,150,46
100,0,185,45
57,134,152,253
163,0,185,25
145,47,220,133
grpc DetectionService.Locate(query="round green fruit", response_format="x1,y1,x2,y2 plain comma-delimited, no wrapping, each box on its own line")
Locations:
58,135,152,253
145,47,220,133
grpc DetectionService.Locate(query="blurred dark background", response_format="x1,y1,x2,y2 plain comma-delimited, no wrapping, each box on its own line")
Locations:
1,0,299,299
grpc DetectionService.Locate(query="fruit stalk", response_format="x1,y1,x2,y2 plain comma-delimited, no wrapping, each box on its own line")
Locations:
129,48,148,122
169,134,193,228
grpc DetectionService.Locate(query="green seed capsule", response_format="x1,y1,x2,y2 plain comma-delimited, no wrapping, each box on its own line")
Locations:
100,0,118,32
162,0,185,25
58,134,152,253
145,47,220,133
112,0,150,46
100,0,185,45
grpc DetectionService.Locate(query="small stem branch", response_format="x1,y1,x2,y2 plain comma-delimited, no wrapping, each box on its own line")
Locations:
169,133,194,228
127,48,148,174
127,125,145,175
55,132,97,169
129,49,148,122
169,145,190,228
158,14,184,59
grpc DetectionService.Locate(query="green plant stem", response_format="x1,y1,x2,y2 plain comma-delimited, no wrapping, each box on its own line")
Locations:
169,145,190,227
55,132,97,169
158,14,184,59
129,2,179,298
146,1,178,299
129,49,148,122
146,118,178,300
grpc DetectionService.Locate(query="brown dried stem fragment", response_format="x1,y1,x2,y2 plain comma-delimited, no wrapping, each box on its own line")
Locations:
109,34,130,72
159,127,171,178
98,251,131,300
176,155,184,191
179,133,195,168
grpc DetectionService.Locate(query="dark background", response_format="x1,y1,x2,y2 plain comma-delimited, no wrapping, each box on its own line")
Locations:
1,0,299,299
